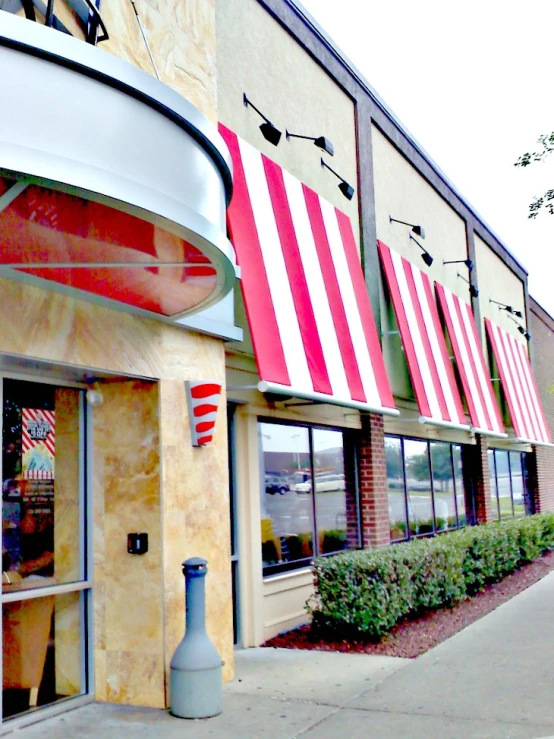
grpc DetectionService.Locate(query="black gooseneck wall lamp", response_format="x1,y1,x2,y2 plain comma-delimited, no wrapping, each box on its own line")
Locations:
286,130,334,156
409,232,434,267
443,258,474,271
457,272,479,298
243,94,282,146
489,299,524,319
389,216,426,240
320,159,355,200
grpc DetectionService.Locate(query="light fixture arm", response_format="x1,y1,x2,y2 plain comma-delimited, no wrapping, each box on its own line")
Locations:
320,158,354,200
457,272,479,298
409,233,433,266
243,94,271,125
443,258,473,271
390,216,425,239
489,299,523,318
409,232,426,254
286,132,317,143
390,217,418,229
321,158,343,181
287,131,334,155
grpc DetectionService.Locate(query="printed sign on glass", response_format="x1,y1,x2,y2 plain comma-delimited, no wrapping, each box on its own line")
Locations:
22,408,56,479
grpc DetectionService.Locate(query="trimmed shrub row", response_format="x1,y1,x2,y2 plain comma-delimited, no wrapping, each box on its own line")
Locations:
307,513,554,641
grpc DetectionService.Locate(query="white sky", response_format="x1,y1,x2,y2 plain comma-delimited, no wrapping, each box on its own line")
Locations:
299,0,554,316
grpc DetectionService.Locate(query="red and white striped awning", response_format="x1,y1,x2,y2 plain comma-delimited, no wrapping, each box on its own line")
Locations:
435,284,506,438
378,241,468,430
485,318,552,445
220,125,397,415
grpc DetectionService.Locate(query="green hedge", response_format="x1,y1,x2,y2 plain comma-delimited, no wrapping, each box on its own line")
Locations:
307,513,554,642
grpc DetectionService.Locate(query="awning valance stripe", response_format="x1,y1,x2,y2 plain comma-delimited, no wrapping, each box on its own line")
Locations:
221,125,396,415
378,241,468,429
485,319,551,444
436,284,505,437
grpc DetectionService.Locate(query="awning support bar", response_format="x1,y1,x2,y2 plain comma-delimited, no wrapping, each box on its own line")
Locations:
0,180,28,215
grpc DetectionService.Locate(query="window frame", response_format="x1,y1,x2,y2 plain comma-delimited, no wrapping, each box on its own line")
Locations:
258,417,360,578
488,448,530,520
386,434,467,543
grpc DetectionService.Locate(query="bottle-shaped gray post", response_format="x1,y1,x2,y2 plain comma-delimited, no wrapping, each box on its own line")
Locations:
170,557,223,718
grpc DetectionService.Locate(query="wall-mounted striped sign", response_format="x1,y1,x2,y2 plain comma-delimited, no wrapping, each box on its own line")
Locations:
185,381,222,446
22,408,56,479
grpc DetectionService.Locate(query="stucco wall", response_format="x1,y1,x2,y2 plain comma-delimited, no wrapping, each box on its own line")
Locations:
474,233,527,339
216,0,359,235
372,126,469,298
101,0,217,120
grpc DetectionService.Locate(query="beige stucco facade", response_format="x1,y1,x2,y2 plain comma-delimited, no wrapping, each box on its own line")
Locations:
474,234,527,338
372,126,470,298
216,0,359,239
3,0,549,718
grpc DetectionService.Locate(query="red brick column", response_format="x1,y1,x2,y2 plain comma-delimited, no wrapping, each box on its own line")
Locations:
473,434,493,524
359,414,390,547
534,446,554,512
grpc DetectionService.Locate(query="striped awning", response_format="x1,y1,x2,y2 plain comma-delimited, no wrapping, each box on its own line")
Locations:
485,318,552,445
220,125,397,415
378,241,468,430
435,284,506,438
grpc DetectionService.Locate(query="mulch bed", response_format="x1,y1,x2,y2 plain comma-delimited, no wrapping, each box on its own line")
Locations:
263,551,554,658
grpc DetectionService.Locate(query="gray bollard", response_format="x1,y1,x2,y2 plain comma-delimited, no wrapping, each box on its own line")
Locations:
170,557,223,719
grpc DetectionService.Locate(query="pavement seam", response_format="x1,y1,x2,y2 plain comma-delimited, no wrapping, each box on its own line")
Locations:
291,705,341,738
338,703,554,729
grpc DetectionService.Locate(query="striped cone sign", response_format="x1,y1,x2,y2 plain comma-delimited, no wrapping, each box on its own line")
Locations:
185,381,222,446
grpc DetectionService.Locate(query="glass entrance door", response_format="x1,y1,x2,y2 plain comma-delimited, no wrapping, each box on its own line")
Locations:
1,378,91,722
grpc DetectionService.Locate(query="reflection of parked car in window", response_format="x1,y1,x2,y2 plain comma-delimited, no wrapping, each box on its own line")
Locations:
295,474,345,494
265,475,290,495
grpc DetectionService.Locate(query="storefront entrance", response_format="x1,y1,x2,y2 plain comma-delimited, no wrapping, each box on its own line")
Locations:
1,377,91,723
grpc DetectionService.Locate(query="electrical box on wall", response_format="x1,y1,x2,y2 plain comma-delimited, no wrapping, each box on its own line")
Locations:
127,532,148,555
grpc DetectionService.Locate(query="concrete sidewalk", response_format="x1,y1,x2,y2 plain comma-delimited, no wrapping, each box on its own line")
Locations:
10,571,554,738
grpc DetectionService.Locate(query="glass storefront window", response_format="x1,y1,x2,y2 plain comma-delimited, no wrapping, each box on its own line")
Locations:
259,421,358,575
2,591,85,719
405,439,433,537
489,449,531,520
386,437,407,542
509,452,525,517
2,381,83,591
259,424,313,570
2,379,89,721
430,442,456,531
495,450,514,518
488,449,500,520
313,429,349,555
385,435,468,541
453,445,466,526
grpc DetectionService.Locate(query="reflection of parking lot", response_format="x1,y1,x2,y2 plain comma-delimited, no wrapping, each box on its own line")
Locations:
264,490,346,536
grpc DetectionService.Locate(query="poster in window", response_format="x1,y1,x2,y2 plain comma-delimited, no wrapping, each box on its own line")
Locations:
21,408,55,480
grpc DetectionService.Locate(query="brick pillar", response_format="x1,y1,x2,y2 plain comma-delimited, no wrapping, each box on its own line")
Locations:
473,434,492,524
359,414,390,547
534,446,554,513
